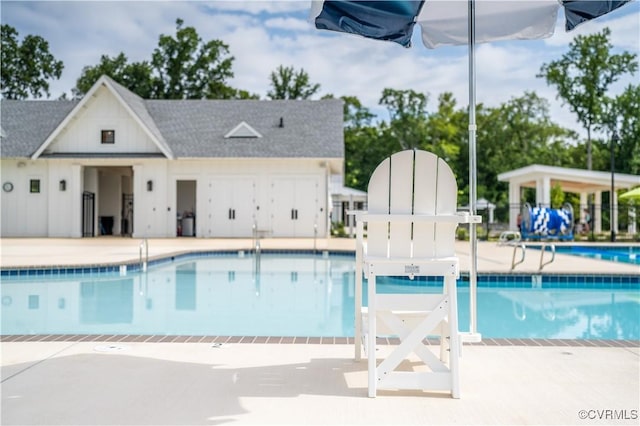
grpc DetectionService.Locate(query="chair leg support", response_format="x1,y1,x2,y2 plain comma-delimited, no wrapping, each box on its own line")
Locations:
446,276,461,398
367,274,461,398
368,274,377,398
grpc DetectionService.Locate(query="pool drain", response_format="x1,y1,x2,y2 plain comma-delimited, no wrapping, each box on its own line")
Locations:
94,344,131,353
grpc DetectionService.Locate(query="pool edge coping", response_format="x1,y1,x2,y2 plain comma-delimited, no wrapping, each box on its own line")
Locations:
2,248,639,281
1,334,638,348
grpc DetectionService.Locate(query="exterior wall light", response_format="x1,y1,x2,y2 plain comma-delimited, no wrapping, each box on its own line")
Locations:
147,180,153,191
59,180,67,191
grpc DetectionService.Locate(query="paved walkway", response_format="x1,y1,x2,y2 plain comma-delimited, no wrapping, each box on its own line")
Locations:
2,237,639,274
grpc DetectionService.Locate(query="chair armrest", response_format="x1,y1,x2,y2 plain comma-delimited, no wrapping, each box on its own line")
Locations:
456,212,482,224
355,212,481,224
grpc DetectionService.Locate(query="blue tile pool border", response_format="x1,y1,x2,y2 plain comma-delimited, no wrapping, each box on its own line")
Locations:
1,249,638,290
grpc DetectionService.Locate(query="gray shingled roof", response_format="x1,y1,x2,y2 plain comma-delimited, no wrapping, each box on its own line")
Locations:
106,76,173,158
0,79,344,160
146,99,344,158
0,100,79,157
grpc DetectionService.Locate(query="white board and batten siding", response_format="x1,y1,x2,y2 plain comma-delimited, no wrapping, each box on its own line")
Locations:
0,160,48,237
42,86,161,156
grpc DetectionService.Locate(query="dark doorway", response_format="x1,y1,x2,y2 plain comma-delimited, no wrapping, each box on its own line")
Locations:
121,193,133,236
82,191,95,237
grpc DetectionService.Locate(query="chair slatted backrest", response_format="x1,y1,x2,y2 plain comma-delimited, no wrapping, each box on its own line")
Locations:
367,150,458,259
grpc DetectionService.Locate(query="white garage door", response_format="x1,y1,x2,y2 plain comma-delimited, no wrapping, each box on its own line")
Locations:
204,177,256,237
270,177,319,237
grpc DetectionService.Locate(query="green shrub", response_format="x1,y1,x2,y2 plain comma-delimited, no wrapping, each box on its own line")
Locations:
331,221,348,238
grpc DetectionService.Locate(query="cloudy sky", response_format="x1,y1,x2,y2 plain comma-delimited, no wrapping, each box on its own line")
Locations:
2,1,639,137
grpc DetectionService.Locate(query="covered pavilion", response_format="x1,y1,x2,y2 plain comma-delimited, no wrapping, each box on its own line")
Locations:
498,164,640,234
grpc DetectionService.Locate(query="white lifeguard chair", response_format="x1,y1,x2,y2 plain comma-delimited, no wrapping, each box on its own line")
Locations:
351,149,480,398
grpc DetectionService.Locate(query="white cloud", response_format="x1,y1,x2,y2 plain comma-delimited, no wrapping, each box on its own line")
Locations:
264,16,311,31
1,0,638,140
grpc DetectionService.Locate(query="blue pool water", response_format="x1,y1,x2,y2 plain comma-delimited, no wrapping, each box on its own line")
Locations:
550,245,640,265
1,253,638,340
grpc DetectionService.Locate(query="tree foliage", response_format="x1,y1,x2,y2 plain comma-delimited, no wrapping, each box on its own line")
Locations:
151,18,236,99
74,53,154,98
74,19,256,99
342,96,384,190
614,84,640,175
379,88,429,151
424,93,464,163
343,88,588,210
1,24,64,99
267,65,320,100
537,28,638,170
596,83,640,176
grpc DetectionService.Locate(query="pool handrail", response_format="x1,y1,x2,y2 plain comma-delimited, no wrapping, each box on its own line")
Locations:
139,238,148,272
510,242,556,272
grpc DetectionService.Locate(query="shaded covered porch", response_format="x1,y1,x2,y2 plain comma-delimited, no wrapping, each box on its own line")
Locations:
498,164,640,235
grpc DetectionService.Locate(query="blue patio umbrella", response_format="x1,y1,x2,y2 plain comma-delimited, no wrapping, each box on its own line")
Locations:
311,0,632,340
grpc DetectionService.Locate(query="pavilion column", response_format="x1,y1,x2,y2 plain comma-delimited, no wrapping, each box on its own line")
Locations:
594,191,602,233
579,192,588,223
348,194,354,235
612,191,618,234
132,164,143,238
70,164,83,238
535,177,551,207
508,182,520,230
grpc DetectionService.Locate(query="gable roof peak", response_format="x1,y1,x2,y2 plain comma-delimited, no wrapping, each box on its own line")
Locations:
30,74,173,159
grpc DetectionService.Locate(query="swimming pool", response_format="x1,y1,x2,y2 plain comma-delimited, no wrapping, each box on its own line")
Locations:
548,245,640,265
1,253,638,340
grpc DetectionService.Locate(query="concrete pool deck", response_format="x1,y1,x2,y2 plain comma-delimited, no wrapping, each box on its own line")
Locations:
1,237,639,274
1,238,639,425
1,340,639,425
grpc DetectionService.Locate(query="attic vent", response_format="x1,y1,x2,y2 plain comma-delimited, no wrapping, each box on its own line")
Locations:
224,121,262,139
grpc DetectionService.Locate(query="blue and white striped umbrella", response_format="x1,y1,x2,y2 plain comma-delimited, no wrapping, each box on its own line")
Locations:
311,0,632,340
312,1,630,48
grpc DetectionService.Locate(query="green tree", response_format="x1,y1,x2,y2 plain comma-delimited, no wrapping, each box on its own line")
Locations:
609,84,640,175
341,96,384,191
462,93,576,209
425,92,464,163
550,182,566,209
266,65,320,100
1,24,64,99
74,53,154,98
379,88,430,151
151,18,236,99
493,92,575,167
537,27,638,170
73,18,253,99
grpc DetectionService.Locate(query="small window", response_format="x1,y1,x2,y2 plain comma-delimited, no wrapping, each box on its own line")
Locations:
30,179,40,193
101,130,115,144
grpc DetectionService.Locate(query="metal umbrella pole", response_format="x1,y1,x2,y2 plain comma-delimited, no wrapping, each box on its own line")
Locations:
466,0,481,342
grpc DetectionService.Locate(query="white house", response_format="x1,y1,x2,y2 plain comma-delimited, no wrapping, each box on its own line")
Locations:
0,76,344,239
